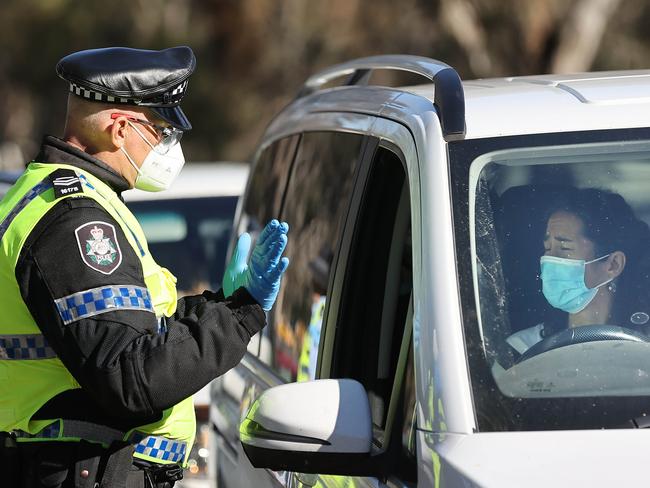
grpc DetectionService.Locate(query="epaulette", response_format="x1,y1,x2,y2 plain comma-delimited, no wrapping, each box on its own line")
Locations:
48,168,84,199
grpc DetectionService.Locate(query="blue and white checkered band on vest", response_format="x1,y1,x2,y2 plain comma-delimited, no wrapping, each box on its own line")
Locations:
69,80,189,106
54,285,154,325
129,431,188,463
0,334,56,360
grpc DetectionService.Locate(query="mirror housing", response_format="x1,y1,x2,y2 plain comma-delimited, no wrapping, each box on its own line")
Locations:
240,379,375,475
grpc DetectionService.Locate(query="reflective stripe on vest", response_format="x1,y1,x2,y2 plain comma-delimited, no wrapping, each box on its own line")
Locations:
55,285,154,325
0,334,56,360
0,180,52,241
129,431,187,463
14,420,187,464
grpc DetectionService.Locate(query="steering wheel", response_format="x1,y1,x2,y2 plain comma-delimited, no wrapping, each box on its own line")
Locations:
516,324,650,363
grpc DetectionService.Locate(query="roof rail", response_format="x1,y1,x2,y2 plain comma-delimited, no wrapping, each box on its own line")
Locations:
297,55,465,140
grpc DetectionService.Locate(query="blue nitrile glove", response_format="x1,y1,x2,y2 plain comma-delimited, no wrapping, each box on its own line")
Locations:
222,232,251,298
222,220,290,311
223,220,285,297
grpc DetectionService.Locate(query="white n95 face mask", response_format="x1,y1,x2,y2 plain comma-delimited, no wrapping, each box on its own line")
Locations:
121,122,186,192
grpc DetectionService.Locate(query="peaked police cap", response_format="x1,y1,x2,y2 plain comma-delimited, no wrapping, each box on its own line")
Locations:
56,46,196,130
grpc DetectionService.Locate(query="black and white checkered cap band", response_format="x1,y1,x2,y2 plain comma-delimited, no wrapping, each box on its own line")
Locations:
69,83,137,104
69,80,188,105
170,80,188,96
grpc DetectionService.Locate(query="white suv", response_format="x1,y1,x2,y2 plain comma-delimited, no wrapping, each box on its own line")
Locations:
210,55,650,487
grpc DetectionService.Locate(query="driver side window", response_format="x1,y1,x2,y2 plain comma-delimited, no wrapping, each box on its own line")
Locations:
328,144,416,483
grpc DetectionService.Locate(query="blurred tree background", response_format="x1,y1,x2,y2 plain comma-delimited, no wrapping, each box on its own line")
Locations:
0,0,647,168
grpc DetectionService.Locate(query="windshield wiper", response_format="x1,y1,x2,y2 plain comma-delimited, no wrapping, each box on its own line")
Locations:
627,415,650,428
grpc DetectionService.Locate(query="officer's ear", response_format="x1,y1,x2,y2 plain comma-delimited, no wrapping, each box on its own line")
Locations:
109,114,130,150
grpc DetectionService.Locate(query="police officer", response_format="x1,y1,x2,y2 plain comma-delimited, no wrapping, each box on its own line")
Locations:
0,46,289,487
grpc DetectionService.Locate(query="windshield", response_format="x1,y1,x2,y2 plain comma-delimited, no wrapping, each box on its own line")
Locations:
450,129,650,431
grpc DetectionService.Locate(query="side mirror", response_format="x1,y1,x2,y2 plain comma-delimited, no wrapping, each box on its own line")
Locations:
240,379,374,475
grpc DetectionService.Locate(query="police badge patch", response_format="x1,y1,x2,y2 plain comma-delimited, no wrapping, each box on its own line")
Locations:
74,221,122,274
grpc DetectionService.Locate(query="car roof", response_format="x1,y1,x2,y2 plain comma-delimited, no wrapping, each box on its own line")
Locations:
267,67,650,148
123,162,249,202
406,70,650,139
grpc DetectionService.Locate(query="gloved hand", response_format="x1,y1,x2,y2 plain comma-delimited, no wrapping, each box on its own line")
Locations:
222,232,251,298
222,219,290,311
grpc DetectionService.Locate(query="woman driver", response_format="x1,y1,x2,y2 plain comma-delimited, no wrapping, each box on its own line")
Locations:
507,187,650,354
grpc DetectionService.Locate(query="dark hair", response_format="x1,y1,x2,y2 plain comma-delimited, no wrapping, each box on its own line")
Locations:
545,187,650,331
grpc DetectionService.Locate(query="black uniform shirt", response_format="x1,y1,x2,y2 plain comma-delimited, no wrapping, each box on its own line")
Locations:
16,136,265,429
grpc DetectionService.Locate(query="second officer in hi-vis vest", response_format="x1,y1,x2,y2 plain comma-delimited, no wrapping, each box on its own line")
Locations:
0,46,289,488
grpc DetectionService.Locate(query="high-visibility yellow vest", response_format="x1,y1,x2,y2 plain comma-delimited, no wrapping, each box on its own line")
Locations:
0,162,195,465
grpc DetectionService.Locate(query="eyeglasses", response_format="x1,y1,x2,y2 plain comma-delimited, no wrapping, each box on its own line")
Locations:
111,113,183,155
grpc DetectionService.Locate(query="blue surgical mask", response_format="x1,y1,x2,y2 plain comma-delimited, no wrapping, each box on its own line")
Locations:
540,254,612,314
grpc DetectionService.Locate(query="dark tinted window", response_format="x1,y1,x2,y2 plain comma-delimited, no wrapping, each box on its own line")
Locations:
267,131,365,381
241,135,299,235
331,145,414,481
305,144,415,484
236,135,299,360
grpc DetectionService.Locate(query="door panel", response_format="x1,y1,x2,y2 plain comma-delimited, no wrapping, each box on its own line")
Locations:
216,353,288,487
217,115,422,487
